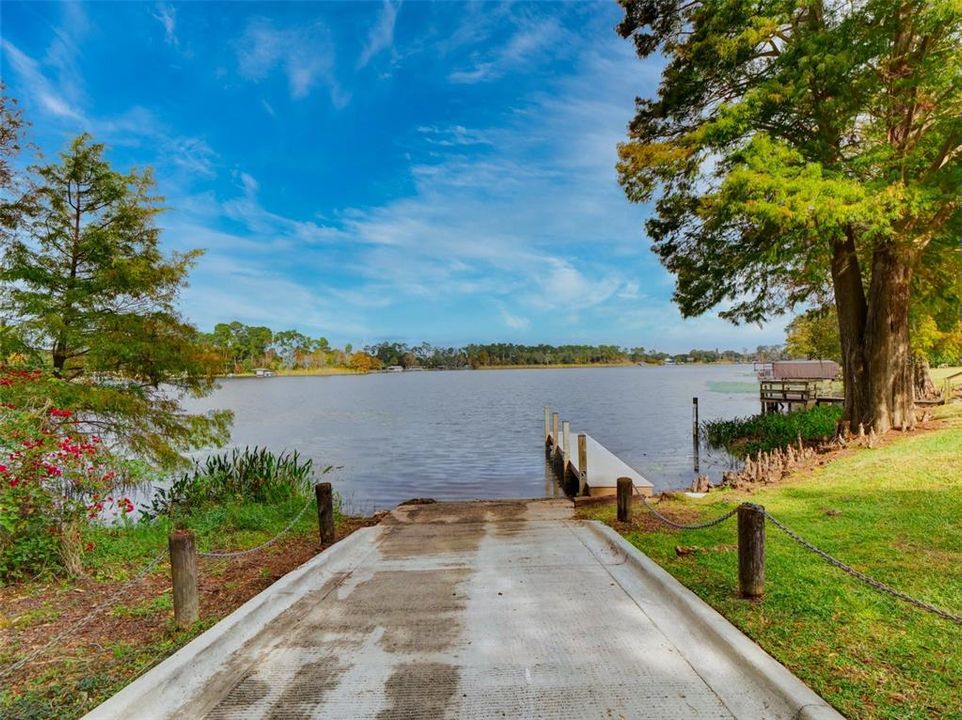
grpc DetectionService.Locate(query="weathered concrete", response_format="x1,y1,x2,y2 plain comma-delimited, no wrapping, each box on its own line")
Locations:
84,499,841,719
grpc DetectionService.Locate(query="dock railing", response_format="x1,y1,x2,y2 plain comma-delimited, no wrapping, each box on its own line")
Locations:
543,405,653,498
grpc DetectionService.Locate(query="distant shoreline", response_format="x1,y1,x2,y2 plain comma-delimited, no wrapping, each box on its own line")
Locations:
217,360,749,379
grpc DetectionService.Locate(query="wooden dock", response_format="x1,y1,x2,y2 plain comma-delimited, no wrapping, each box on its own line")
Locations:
543,406,653,497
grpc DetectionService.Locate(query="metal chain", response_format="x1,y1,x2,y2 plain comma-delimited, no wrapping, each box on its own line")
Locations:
196,496,314,559
764,511,962,626
638,494,740,530
0,550,167,680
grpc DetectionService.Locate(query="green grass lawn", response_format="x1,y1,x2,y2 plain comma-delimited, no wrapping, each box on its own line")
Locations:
582,403,962,720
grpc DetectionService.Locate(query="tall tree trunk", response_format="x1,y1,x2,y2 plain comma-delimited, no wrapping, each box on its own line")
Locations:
831,230,868,432
863,242,915,432
831,234,915,433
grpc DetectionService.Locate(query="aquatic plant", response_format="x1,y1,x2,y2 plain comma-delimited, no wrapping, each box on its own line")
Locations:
703,406,843,458
141,447,328,520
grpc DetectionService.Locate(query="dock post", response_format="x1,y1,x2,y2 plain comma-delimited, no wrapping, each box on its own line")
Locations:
169,530,199,629
692,397,700,473
544,405,550,444
616,477,633,523
562,420,571,484
315,482,336,545
577,433,587,496
551,413,559,455
738,504,765,598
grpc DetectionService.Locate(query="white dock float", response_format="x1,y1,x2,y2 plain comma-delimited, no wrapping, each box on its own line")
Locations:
546,427,654,497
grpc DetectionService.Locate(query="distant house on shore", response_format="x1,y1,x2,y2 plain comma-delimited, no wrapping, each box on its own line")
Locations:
386,365,403,373
254,368,274,377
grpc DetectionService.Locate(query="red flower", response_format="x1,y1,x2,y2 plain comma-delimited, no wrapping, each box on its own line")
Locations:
49,408,73,418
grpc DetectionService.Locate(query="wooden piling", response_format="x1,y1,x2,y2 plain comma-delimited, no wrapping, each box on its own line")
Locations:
577,433,588,496
551,413,559,454
616,477,632,523
169,530,199,629
737,504,765,598
562,420,571,483
692,396,701,473
315,482,335,545
544,406,551,444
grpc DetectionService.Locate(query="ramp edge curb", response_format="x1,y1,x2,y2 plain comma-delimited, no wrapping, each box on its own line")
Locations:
585,520,845,720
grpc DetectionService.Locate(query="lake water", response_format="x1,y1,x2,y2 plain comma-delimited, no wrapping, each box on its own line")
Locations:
181,365,760,512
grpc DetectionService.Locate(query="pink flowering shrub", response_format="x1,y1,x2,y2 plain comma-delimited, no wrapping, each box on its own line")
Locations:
0,368,133,579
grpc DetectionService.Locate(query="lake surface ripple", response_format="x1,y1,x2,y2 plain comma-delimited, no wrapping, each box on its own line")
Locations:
182,365,760,511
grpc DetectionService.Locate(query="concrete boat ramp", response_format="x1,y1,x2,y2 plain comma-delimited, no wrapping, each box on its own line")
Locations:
85,499,841,720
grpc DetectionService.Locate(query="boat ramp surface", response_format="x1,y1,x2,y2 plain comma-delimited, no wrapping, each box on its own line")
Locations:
84,499,841,720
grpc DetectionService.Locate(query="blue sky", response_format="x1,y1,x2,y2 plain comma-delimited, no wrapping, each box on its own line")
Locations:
1,1,785,352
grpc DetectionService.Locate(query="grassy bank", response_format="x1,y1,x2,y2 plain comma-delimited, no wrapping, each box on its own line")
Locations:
0,496,376,720
581,402,962,720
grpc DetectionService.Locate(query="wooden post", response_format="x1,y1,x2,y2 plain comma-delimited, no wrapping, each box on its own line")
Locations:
577,433,588,496
544,405,551,443
561,420,571,483
315,482,335,545
692,396,699,434
738,504,765,598
169,530,198,629
616,477,632,523
551,413,559,454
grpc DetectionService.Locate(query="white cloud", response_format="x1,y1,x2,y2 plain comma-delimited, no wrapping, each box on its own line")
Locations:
357,0,400,70
449,19,564,84
416,125,494,147
501,308,530,330
1,39,85,122
235,18,347,105
152,3,177,46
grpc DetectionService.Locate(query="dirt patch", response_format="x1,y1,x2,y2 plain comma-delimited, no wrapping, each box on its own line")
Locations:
599,502,703,534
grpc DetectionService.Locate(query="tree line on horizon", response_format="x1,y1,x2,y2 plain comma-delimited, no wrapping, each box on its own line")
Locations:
201,320,791,373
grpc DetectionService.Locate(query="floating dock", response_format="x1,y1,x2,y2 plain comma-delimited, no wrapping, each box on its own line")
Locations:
543,406,654,497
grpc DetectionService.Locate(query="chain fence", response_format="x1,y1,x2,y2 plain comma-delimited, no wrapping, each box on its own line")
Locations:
0,549,167,681
763,510,962,626
2,494,318,680
196,496,315,559
633,493,962,626
638,493,740,530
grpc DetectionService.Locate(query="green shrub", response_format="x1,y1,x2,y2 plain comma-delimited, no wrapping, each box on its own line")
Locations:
703,405,842,457
140,447,326,521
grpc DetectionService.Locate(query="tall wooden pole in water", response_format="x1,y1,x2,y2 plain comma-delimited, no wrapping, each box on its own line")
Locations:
692,397,700,473
544,406,550,443
551,413,559,454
